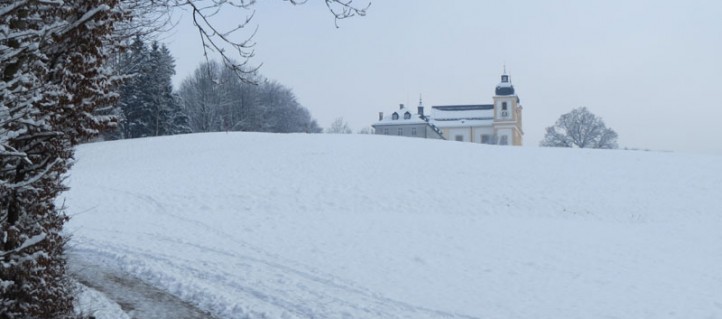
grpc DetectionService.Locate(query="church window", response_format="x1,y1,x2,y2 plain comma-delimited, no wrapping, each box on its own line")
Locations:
500,136,509,145
481,135,491,144
411,128,417,136
392,113,399,120
398,128,403,135
404,112,411,119
502,102,508,111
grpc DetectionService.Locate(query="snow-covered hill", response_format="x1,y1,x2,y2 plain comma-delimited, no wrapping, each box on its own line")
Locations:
63,132,722,319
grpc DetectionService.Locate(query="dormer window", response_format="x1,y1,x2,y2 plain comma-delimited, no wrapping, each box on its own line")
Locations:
392,113,399,120
404,112,411,120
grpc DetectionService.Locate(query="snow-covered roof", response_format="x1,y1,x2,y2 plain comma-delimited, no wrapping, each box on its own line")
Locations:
430,119,494,128
374,106,428,125
430,105,494,121
374,103,498,132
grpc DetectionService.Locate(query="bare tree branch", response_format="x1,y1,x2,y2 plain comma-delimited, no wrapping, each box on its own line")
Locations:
131,0,370,83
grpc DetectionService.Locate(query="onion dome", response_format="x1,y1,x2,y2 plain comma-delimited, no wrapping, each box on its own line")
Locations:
495,73,515,96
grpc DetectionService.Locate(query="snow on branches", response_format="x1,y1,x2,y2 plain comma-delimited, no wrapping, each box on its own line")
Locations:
1,1,128,317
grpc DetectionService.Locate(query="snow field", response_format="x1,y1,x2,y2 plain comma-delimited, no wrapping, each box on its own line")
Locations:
64,132,722,318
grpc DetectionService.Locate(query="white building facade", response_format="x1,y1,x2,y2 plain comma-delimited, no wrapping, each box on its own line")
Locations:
373,72,524,146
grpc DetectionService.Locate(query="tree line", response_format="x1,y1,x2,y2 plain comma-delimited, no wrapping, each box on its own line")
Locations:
104,37,321,140
177,60,321,134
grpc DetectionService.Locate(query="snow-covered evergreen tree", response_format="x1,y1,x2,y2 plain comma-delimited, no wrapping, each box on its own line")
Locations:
113,38,186,138
157,45,191,135
118,36,152,138
169,93,193,135
146,42,173,136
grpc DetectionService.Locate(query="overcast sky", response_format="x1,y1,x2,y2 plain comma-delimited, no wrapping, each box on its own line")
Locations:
164,0,722,154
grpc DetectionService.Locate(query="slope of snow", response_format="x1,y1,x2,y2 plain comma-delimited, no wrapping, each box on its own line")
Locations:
63,132,722,319
73,282,130,319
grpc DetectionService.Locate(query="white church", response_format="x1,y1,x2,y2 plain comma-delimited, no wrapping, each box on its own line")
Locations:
372,72,524,146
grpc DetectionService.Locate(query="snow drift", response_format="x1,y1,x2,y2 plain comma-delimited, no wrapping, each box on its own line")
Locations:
63,132,722,318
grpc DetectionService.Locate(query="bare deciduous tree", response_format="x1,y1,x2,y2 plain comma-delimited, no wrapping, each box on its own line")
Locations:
540,107,618,149
178,61,321,133
326,117,353,134
358,126,375,134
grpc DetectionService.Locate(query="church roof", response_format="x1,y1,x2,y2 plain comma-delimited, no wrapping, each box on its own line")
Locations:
432,104,494,111
430,104,494,121
373,104,445,138
495,85,515,96
431,119,494,128
374,106,428,125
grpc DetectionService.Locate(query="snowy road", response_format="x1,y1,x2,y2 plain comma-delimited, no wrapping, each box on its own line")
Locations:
68,231,476,319
68,253,216,319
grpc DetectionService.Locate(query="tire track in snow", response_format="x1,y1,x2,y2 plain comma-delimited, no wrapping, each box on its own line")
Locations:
72,236,478,319
68,253,217,319
73,185,480,318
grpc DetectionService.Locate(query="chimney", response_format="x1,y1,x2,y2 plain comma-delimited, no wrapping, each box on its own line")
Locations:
399,103,404,110
378,112,383,121
418,106,424,117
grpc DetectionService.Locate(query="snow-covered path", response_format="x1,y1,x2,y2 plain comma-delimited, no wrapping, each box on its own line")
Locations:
68,223,475,319
63,133,722,319
68,253,216,319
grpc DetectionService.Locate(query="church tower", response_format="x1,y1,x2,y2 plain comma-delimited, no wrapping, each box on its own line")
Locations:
492,69,523,145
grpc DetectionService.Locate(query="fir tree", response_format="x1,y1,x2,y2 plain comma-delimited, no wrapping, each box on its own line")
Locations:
118,36,152,138
115,40,187,138
169,93,192,135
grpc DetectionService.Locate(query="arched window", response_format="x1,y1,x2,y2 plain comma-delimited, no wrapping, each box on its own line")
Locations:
502,102,508,111
392,112,399,120
404,112,411,119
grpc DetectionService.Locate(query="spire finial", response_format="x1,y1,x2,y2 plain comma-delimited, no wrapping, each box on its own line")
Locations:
419,93,423,106
501,65,510,83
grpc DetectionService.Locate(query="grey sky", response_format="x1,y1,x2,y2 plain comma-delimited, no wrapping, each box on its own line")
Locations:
165,0,722,154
